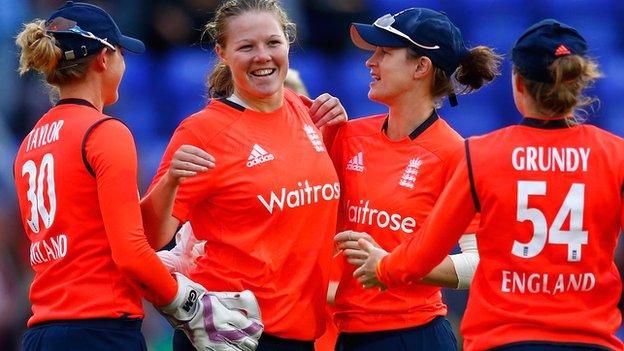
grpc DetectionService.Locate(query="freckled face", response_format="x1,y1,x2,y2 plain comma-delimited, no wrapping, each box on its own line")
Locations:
217,11,289,104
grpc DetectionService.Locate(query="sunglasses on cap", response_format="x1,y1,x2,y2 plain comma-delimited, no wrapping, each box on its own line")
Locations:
47,17,117,54
373,14,440,50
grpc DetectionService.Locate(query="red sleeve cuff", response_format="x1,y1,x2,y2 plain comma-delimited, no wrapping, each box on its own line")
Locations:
376,255,390,286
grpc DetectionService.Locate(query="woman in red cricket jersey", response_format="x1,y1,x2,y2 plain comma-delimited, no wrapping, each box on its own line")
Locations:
13,2,260,351
327,7,501,351
140,1,347,350
356,19,623,351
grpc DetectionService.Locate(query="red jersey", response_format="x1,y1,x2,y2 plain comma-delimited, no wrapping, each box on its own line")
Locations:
330,112,478,332
14,99,176,327
378,118,624,350
149,89,339,340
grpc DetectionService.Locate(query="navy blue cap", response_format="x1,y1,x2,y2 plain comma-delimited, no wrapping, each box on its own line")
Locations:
512,19,587,83
350,8,469,77
46,1,145,61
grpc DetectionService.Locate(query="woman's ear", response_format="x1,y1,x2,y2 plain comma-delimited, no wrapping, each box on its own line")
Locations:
514,73,525,94
413,56,433,79
215,44,226,63
91,48,109,72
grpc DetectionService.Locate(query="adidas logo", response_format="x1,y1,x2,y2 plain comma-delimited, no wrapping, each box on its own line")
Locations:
346,152,364,172
247,144,275,168
555,44,571,57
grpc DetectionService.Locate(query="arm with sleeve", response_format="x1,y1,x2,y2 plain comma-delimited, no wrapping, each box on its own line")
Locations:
141,122,208,249
418,233,478,289
89,120,264,349
440,142,480,289
86,120,177,306
407,146,480,289
378,156,477,286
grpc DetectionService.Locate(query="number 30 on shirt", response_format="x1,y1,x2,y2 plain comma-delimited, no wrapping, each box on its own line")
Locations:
21,153,57,234
513,180,587,262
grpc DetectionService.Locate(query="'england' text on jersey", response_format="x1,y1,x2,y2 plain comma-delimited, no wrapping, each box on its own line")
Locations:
257,180,340,214
26,120,64,152
501,270,595,295
511,147,590,172
30,234,68,266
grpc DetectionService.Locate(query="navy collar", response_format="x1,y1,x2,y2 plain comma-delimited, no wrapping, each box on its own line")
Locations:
520,117,570,129
217,98,246,112
56,98,98,110
382,109,439,140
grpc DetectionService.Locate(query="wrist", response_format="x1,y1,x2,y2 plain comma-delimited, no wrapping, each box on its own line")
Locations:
163,171,182,187
375,256,387,286
160,273,205,323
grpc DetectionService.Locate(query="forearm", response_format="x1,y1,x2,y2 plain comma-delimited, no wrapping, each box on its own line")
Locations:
141,173,181,249
107,222,177,306
419,256,459,288
88,122,177,306
414,233,480,289
379,164,476,286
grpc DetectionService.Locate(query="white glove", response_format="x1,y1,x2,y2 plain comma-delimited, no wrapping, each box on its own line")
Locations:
157,222,206,276
159,273,263,351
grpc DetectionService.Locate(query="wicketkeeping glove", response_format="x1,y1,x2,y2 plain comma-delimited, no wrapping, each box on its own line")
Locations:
159,273,263,351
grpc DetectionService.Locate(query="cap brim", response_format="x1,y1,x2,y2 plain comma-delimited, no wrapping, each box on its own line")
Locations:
119,35,145,54
350,23,408,50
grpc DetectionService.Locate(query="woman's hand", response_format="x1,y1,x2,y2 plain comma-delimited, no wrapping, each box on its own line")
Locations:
334,230,380,266
168,145,215,183
353,239,389,289
301,93,348,128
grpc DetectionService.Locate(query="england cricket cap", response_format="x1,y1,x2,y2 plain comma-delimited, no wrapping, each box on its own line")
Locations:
512,19,587,83
46,1,145,61
350,8,470,77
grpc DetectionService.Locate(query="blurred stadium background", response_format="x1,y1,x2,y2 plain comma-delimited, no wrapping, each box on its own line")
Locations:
1,0,624,350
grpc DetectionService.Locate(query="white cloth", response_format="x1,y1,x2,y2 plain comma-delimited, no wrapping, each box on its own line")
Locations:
449,234,479,290
228,94,250,109
156,222,206,276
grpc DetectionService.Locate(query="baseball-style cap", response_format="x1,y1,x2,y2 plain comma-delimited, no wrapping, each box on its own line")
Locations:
350,8,469,77
512,19,587,83
46,1,145,61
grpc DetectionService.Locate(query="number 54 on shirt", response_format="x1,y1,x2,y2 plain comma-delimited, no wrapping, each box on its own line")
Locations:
513,180,587,262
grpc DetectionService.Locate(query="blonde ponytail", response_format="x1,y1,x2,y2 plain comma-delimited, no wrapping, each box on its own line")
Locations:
16,19,96,86
16,19,62,76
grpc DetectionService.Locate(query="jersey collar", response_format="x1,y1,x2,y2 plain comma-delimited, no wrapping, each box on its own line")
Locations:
55,98,97,110
217,98,246,112
382,109,439,140
520,117,570,129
